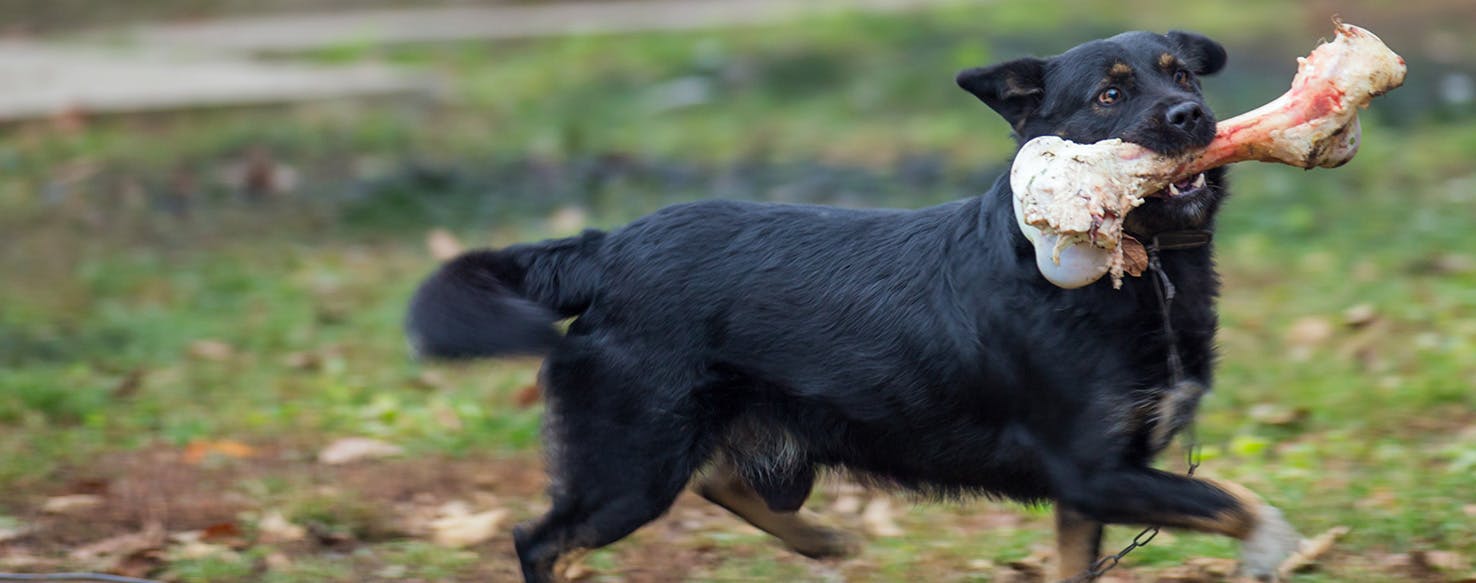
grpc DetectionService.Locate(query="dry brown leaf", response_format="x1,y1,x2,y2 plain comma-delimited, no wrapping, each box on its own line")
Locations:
860,497,904,537
1154,565,1213,582
426,228,465,261
514,384,543,409
1000,547,1051,582
429,501,508,548
183,439,256,464
282,351,322,371
411,370,450,391
318,437,404,465
111,368,146,399
1186,556,1238,577
264,552,293,571
187,339,235,361
200,522,244,546
1414,550,1470,572
1343,303,1379,328
256,511,307,544
1278,525,1349,577
0,522,29,543
42,494,103,514
69,528,165,564
1285,316,1334,360
547,206,588,236
1248,403,1309,427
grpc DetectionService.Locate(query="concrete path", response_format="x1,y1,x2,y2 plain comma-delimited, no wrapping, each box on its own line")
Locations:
0,42,429,121
0,0,973,122
113,0,967,54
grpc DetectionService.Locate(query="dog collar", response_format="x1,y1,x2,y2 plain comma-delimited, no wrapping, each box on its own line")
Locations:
1143,230,1214,251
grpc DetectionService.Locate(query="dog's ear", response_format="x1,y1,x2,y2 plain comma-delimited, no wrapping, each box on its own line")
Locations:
956,57,1047,130
1166,31,1227,76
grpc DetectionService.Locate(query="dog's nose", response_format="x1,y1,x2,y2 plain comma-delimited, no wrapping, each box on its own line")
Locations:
1166,102,1206,133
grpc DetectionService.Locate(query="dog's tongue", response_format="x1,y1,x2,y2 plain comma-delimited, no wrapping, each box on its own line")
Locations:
1012,20,1406,290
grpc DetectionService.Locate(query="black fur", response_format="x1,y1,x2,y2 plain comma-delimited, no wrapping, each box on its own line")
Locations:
408,30,1242,582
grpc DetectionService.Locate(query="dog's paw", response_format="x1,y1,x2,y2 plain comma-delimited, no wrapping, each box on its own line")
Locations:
1238,504,1301,581
789,527,863,560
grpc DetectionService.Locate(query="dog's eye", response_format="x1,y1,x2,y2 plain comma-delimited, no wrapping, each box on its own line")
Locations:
1097,87,1121,105
1174,70,1193,85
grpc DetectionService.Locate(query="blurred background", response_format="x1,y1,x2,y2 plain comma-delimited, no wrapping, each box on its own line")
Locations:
1,1,1473,581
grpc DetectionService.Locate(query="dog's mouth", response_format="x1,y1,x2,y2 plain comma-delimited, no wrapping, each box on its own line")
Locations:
1147,172,1208,199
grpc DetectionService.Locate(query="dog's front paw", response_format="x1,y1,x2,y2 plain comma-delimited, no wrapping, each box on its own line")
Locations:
1238,504,1301,581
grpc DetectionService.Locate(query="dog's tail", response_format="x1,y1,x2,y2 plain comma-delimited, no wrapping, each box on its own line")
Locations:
405,230,604,359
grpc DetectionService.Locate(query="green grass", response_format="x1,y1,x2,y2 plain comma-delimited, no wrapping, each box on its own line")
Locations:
2,1,1474,581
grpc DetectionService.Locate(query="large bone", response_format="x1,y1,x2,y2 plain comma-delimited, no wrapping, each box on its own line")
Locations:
1012,21,1406,289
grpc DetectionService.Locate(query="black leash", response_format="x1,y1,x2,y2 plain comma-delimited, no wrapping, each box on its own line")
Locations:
1061,230,1210,583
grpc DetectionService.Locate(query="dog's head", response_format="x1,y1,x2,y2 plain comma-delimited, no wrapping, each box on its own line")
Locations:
958,31,1230,232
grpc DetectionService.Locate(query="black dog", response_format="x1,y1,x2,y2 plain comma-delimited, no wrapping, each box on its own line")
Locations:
407,30,1300,582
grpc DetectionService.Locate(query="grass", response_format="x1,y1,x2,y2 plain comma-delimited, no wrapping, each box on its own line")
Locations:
2,1,1474,581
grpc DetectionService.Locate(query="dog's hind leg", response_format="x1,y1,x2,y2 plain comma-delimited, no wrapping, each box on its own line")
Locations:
1053,506,1103,580
694,458,861,559
514,350,710,583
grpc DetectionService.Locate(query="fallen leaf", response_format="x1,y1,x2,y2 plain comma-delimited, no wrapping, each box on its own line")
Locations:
264,552,293,571
1248,403,1309,427
1284,316,1334,360
200,522,244,545
432,404,464,431
187,339,235,362
1155,565,1213,582
1187,557,1238,577
547,206,588,236
1343,303,1379,328
69,528,165,564
169,539,236,561
1278,525,1349,577
111,368,146,399
256,511,307,544
410,370,450,390
42,494,104,514
183,439,256,464
514,384,542,408
860,497,904,537
282,351,322,371
1000,547,1051,582
1414,550,1470,572
318,437,404,465
429,501,508,548
426,228,465,261
0,522,29,543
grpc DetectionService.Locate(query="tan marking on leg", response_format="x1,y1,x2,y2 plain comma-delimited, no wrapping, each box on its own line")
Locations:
1055,506,1102,580
1154,478,1261,538
694,461,860,559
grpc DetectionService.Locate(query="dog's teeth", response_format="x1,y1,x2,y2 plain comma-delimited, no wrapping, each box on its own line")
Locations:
1193,173,1207,188
1168,182,1181,196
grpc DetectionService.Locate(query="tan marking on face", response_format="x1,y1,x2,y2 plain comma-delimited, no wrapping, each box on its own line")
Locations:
1159,52,1177,70
1110,61,1133,76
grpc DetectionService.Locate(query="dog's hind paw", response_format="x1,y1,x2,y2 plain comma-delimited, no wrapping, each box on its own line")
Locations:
789,527,863,560
1238,504,1301,581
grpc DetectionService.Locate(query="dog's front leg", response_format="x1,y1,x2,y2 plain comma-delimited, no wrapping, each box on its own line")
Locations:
1054,506,1103,580
1053,467,1300,581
